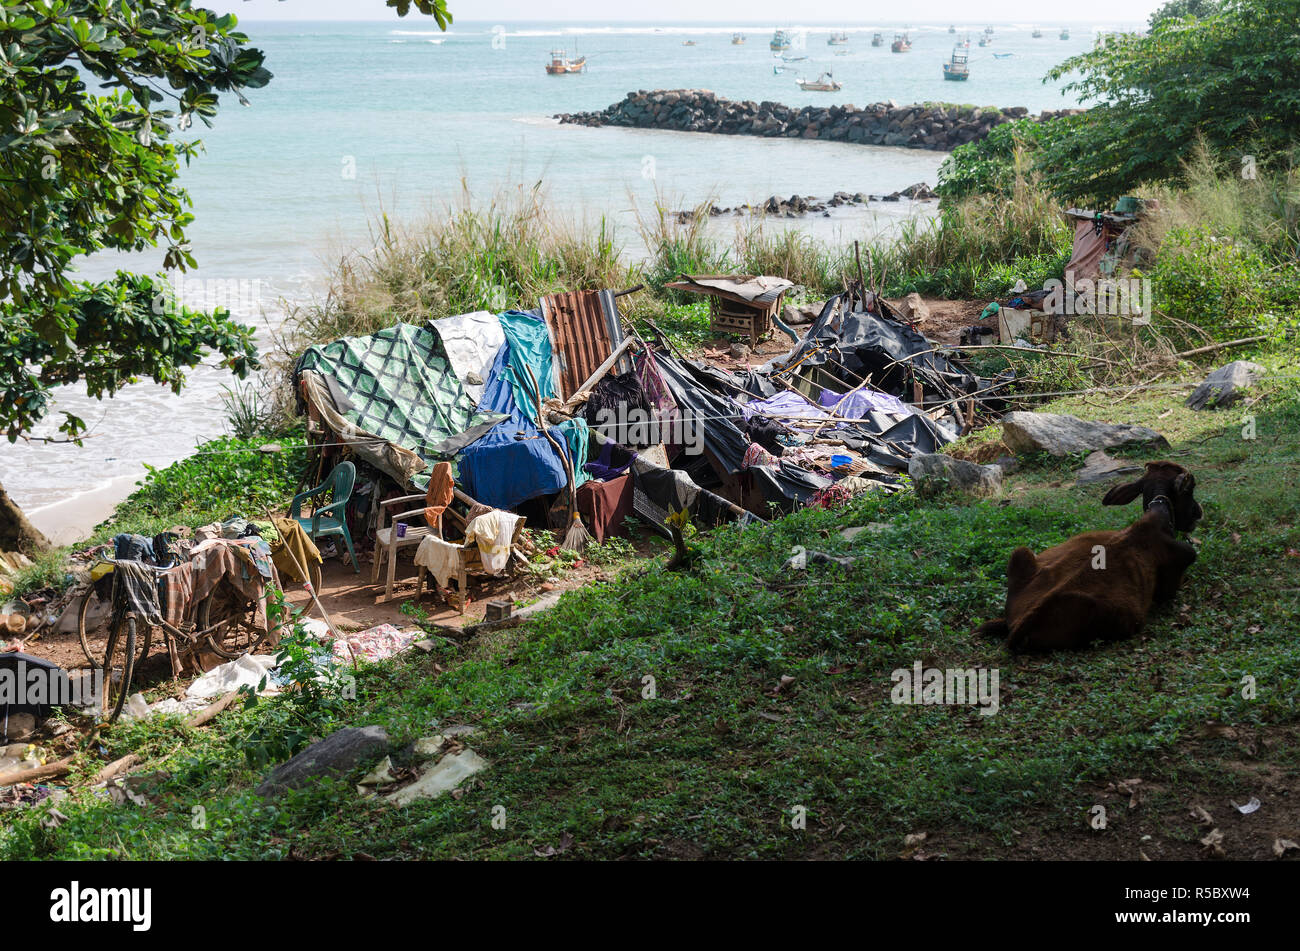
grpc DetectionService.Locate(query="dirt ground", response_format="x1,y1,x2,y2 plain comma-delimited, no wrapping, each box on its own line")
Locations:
14,531,666,701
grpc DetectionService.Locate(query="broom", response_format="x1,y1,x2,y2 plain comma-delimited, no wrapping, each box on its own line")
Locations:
523,365,591,554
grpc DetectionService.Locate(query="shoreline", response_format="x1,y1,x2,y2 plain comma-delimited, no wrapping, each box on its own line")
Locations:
26,474,141,547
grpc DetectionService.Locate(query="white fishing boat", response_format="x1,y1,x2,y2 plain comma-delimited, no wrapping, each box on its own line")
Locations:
797,71,842,91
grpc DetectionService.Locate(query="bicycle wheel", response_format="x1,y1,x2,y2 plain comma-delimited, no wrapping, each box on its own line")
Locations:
76,589,106,668
198,589,268,660
102,615,142,723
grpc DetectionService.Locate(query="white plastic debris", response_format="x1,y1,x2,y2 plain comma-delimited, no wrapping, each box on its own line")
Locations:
187,654,279,700
384,749,488,807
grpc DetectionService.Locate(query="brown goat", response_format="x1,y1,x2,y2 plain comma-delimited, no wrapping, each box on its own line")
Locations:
975,462,1202,653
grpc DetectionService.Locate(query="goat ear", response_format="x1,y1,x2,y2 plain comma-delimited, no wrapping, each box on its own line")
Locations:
1102,479,1145,506
1174,472,1194,494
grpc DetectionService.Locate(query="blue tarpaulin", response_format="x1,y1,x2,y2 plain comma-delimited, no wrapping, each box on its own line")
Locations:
456,312,589,510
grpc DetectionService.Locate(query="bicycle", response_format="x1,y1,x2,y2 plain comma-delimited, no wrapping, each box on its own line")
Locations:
76,557,272,722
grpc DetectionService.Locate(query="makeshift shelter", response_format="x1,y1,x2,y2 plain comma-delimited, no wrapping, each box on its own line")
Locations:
295,323,504,487
291,279,1004,610
1062,205,1144,288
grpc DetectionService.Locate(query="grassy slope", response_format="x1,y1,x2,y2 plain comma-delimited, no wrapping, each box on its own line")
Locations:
3,357,1297,860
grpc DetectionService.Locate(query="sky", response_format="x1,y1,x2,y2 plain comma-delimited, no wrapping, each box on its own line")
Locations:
233,0,1163,25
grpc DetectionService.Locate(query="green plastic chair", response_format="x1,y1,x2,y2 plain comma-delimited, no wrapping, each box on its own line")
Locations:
290,461,359,573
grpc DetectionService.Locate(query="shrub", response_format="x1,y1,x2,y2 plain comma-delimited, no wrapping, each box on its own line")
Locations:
1146,225,1273,341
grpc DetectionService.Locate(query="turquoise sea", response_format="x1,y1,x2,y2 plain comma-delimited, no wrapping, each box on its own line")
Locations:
5,19,1138,527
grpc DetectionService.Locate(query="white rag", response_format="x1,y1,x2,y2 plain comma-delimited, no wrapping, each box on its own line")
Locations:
414,535,464,588
464,511,521,575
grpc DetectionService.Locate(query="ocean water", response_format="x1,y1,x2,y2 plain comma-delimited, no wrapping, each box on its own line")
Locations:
2,19,1128,525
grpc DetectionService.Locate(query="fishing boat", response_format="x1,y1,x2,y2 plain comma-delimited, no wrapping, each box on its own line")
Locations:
770,29,792,51
891,32,912,52
871,32,883,47
732,32,746,44
1032,27,1043,37
984,26,995,34
1060,27,1070,39
797,72,842,91
949,25,956,33
978,36,988,47
827,31,849,46
545,49,586,74
682,39,697,46
943,44,970,81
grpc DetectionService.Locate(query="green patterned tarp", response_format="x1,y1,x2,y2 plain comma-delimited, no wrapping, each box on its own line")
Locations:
298,323,504,486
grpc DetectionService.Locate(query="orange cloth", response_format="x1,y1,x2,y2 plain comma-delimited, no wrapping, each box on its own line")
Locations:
425,461,455,526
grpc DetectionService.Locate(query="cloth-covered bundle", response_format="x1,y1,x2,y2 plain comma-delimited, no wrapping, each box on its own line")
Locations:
585,370,651,426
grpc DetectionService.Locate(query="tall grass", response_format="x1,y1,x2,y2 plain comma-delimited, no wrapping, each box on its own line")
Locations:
287,185,635,350
868,169,1072,298
285,176,1070,358
1129,144,1300,346
1130,142,1300,263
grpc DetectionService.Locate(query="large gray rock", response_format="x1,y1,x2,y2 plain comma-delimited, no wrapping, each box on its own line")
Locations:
908,453,1001,498
1186,361,1266,411
1001,412,1169,456
256,725,389,798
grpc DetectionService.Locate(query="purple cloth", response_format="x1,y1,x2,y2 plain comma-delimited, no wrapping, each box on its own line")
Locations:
818,386,915,418
744,391,832,428
583,440,636,481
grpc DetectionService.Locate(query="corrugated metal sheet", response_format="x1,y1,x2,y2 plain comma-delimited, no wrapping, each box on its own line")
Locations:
540,289,629,399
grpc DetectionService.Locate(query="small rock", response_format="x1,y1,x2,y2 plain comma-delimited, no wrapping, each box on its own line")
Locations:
1075,450,1143,485
782,302,822,326
1186,360,1266,411
730,343,751,360
255,725,390,798
908,453,1001,498
898,292,930,324
1001,412,1169,456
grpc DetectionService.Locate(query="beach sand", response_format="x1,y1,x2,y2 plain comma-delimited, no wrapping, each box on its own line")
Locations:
26,474,141,547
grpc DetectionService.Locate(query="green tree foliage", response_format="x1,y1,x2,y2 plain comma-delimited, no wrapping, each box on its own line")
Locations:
1149,0,1223,28
0,1,449,441
936,119,1061,202
1039,0,1300,206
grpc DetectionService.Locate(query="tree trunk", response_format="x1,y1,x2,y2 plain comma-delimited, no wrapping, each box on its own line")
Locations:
0,480,51,554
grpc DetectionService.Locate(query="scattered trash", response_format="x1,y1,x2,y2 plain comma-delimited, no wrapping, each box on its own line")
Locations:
533,830,574,857
1200,827,1225,858
1231,797,1261,815
1189,804,1214,826
356,753,395,789
384,748,488,807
